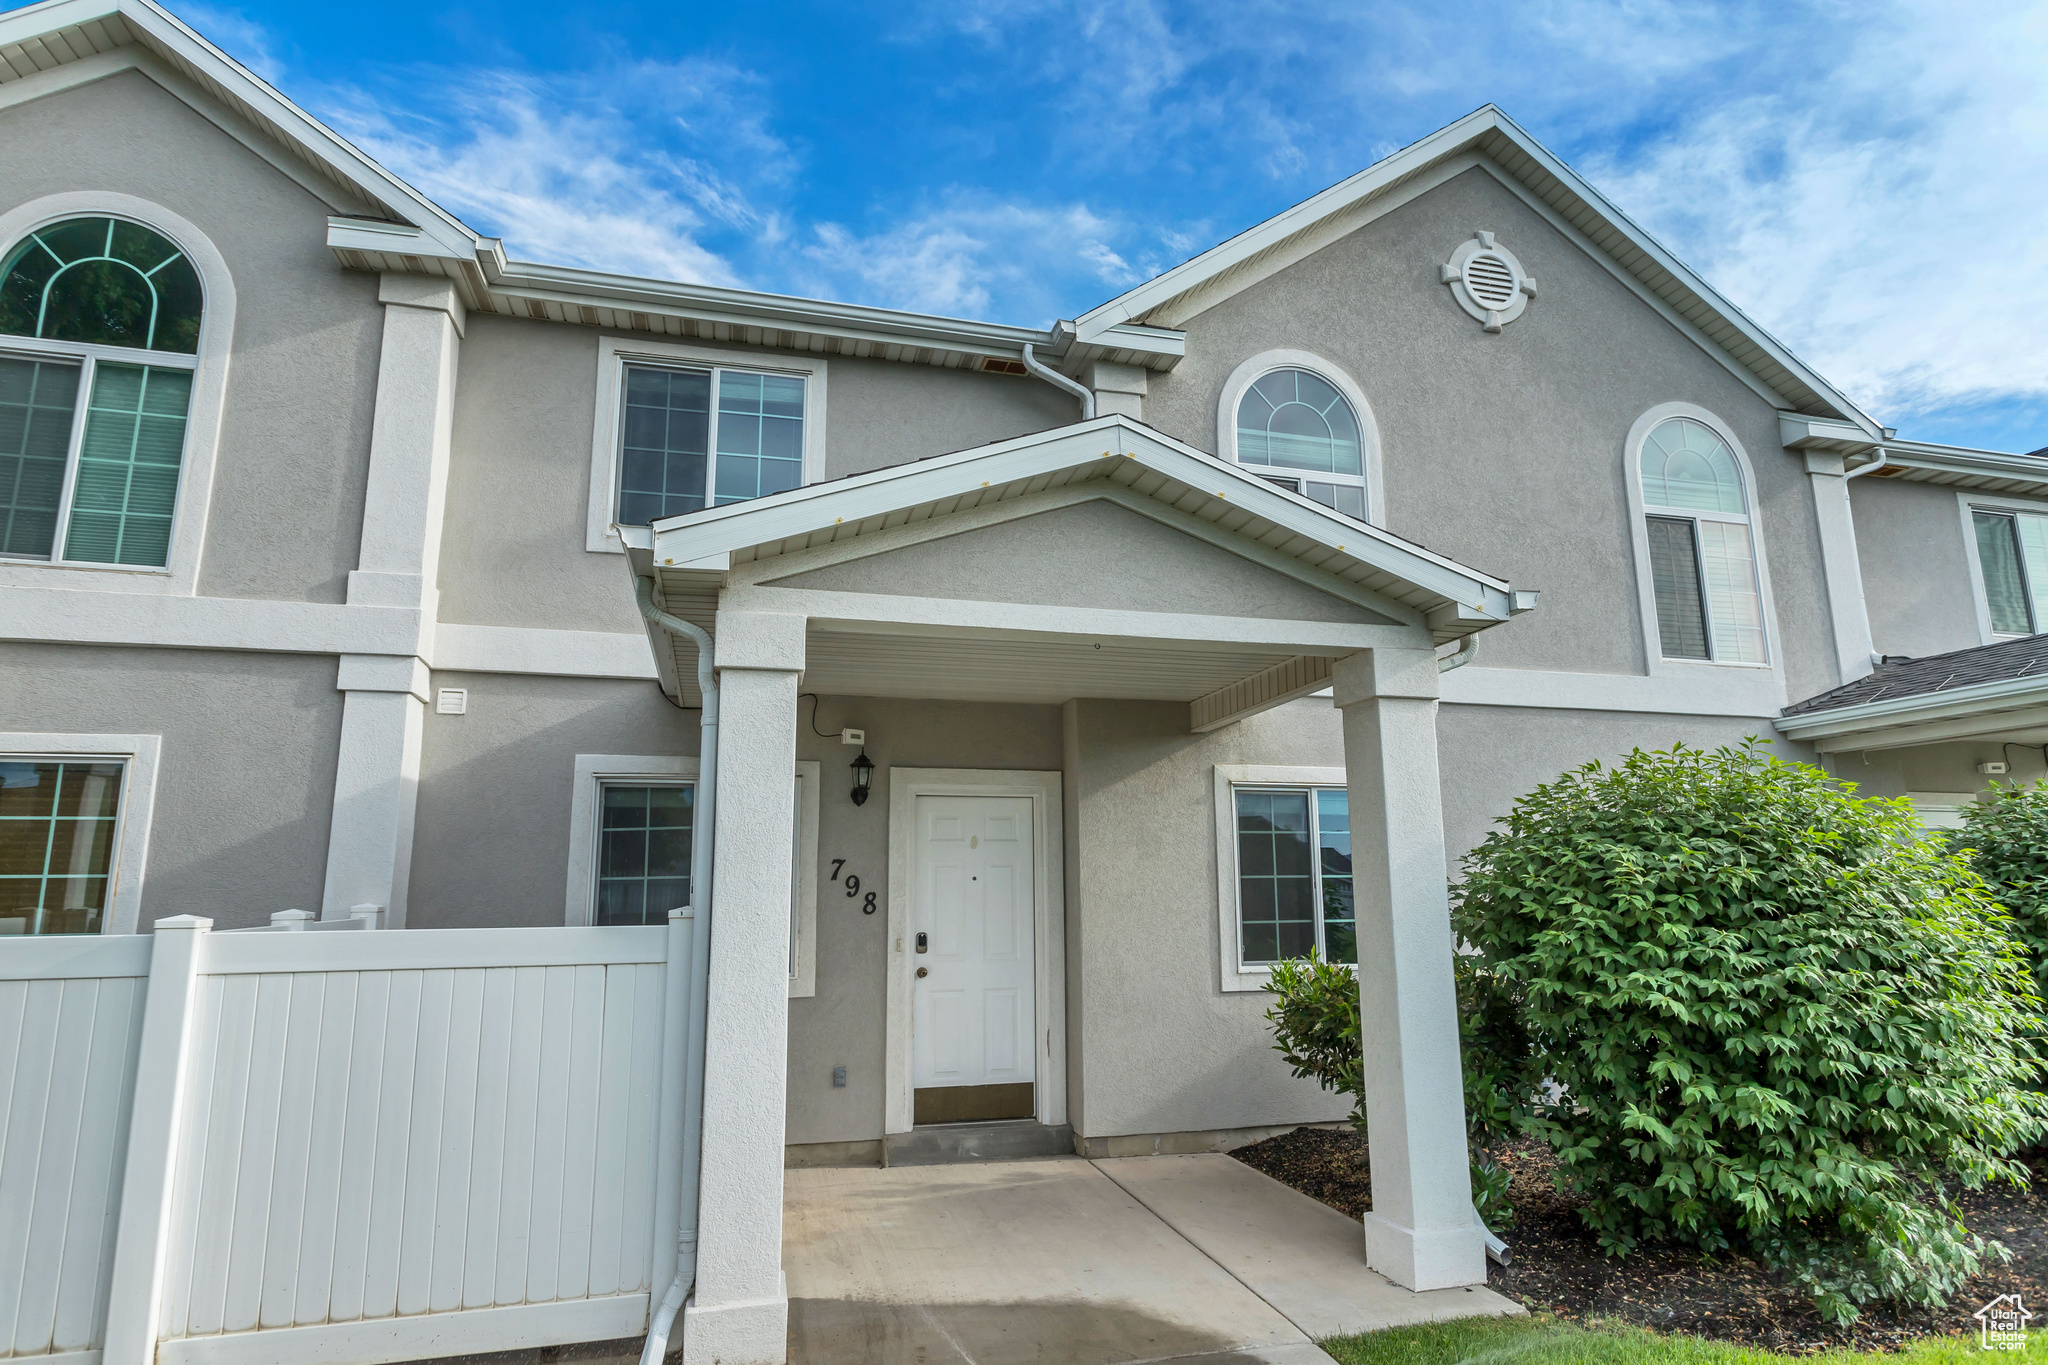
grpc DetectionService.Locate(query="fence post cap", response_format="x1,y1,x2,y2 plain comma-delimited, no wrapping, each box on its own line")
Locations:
153,914,213,932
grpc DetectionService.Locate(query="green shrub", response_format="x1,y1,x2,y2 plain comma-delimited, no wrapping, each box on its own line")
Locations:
1955,781,2048,1000
1454,740,2048,1322
1264,950,1538,1226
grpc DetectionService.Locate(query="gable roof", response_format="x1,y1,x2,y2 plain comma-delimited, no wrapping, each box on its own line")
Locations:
1076,105,1879,431
632,412,1527,629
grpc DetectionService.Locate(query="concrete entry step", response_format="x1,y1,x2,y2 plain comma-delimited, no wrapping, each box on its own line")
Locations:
884,1119,1073,1166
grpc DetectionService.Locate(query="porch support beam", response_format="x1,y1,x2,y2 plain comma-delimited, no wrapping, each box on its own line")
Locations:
684,610,804,1365
1189,655,1333,732
1332,647,1486,1291
722,584,1433,656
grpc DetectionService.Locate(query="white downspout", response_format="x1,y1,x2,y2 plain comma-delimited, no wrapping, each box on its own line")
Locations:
1437,635,1478,672
1843,446,1889,480
635,575,718,1365
1021,342,1094,420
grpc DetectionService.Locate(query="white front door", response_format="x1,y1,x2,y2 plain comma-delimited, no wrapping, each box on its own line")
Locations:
911,794,1036,1092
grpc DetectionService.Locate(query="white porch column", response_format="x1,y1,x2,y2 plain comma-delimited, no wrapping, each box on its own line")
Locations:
684,610,804,1365
320,655,427,924
1332,647,1486,1291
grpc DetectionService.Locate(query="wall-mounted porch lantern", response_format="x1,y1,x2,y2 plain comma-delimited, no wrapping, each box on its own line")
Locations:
850,749,875,806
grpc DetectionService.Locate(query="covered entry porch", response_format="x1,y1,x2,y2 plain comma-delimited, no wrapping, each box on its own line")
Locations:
621,414,1532,1364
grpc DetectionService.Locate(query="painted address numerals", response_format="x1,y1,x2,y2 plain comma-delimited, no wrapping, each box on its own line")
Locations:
829,858,879,914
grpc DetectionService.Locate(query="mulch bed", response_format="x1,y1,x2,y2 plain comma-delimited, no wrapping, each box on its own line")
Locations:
1232,1126,2048,1353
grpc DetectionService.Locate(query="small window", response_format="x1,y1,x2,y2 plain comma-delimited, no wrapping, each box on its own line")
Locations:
0,759,124,935
616,363,806,525
0,217,202,569
1973,509,2048,636
594,782,694,926
1233,368,1366,520
1639,417,1765,664
1233,786,1353,966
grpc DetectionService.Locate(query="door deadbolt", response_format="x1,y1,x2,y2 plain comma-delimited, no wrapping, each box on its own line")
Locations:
915,932,928,953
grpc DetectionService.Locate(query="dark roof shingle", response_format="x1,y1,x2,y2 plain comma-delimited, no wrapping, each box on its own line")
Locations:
1782,635,2048,717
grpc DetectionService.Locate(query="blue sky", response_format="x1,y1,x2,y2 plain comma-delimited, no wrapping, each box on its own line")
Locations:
90,1,2048,450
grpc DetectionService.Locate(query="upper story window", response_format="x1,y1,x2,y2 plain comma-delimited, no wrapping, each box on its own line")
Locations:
616,363,807,524
0,217,203,569
1972,507,2048,635
1639,416,1766,664
1232,368,1366,520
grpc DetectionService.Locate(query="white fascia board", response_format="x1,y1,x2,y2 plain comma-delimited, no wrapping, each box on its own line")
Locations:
647,415,1516,618
1075,103,1879,435
483,259,1058,359
1075,107,1504,339
1777,672,2048,742
0,0,482,260
1879,441,2048,489
1780,414,1878,452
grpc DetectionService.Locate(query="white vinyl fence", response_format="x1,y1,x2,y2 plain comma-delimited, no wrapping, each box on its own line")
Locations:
0,912,694,1365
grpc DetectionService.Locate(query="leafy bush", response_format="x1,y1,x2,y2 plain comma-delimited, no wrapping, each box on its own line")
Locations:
1265,951,1537,1226
1955,781,2048,1000
1454,740,2048,1321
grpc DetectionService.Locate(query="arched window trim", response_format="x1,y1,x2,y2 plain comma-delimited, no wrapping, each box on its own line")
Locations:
1215,349,1385,528
0,192,235,597
1622,402,1780,673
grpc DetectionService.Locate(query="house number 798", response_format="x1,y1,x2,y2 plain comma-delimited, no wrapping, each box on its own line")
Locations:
830,859,878,914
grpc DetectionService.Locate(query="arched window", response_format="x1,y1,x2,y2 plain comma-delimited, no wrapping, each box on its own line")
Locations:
1638,416,1766,663
1233,368,1367,520
0,216,203,568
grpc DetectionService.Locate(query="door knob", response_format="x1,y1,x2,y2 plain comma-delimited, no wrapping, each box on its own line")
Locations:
916,966,928,978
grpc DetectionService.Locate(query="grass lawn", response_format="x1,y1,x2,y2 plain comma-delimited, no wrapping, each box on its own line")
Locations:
1322,1313,2048,1364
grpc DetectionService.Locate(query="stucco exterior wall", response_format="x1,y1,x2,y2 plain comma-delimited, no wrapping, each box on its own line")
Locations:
0,69,383,604
787,696,1064,1147
1850,478,1985,660
1141,166,1840,700
0,642,341,928
766,499,1394,624
1824,739,2039,803
406,671,698,929
437,321,1075,633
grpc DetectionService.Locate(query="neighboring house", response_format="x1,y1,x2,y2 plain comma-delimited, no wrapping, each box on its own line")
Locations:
1,1,2040,1361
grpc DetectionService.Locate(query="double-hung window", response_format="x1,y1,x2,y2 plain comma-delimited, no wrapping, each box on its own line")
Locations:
1639,416,1766,664
1972,507,2048,636
0,758,125,935
0,217,202,568
1232,786,1354,966
615,363,807,525
594,781,695,926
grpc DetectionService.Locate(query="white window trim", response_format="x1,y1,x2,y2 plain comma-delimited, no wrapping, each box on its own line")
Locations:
1622,402,1780,675
0,732,161,936
585,335,829,554
564,752,819,998
0,192,235,596
883,767,1066,1135
1212,763,1346,993
1955,490,2048,644
1214,349,1385,528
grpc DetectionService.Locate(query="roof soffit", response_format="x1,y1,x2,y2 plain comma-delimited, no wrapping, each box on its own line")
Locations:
1074,106,1880,431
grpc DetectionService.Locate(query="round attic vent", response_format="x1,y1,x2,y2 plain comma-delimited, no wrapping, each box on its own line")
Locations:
1441,231,1536,332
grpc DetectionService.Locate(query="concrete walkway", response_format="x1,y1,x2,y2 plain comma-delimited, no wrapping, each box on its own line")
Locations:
783,1153,1523,1365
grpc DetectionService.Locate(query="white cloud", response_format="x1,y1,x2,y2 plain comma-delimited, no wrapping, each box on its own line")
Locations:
177,3,286,83
1583,0,2048,424
796,198,1143,322
317,60,795,288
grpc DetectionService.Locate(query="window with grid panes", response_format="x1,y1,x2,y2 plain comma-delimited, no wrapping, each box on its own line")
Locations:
1233,786,1354,965
594,783,694,926
615,362,805,525
0,217,201,568
0,759,123,935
